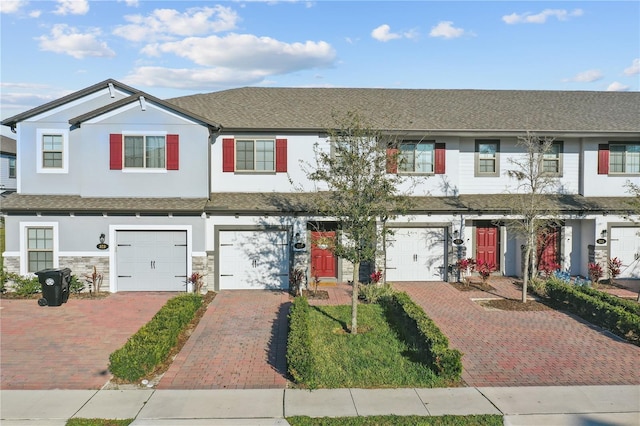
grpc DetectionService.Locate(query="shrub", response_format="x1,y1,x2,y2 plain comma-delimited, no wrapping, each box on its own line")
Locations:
5,273,41,296
574,285,640,317
108,293,202,382
608,257,622,284
358,282,395,304
588,262,603,284
380,292,462,381
545,279,639,345
69,274,85,294
287,296,315,388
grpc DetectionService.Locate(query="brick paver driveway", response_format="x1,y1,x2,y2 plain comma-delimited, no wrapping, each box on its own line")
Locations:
158,290,290,389
396,280,640,387
0,292,175,390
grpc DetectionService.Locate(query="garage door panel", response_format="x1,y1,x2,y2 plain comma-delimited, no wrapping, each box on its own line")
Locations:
218,230,289,290
386,228,446,281
116,231,187,291
611,227,640,279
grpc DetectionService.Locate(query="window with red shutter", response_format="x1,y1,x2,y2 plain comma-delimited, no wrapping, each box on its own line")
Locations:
276,138,287,172
109,134,122,170
435,143,446,174
386,148,398,174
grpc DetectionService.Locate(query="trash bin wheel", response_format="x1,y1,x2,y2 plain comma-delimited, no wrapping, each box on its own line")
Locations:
37,298,48,306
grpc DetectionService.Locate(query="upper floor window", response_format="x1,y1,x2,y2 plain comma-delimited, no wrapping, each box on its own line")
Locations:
236,139,274,171
542,141,563,176
399,141,435,173
110,133,179,171
36,129,69,174
610,143,640,174
222,138,287,173
9,157,16,178
124,135,165,169
475,140,500,177
27,227,53,273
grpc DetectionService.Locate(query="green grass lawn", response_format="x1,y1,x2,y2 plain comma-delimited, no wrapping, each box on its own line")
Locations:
307,304,449,388
66,420,132,426
288,415,503,426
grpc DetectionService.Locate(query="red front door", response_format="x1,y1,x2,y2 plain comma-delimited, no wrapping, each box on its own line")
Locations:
537,227,560,271
311,231,337,278
476,224,499,268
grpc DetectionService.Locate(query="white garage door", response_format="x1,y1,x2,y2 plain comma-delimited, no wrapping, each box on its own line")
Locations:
386,227,446,281
218,230,289,290
610,227,640,279
116,231,187,291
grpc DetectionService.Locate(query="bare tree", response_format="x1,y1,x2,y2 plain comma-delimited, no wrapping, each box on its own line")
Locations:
300,110,413,334
505,132,561,303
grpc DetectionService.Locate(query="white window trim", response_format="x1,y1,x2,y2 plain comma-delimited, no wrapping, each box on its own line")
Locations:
121,131,168,173
36,129,69,174
20,222,59,275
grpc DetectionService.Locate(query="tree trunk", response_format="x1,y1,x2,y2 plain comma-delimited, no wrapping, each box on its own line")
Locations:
522,244,531,303
351,261,359,334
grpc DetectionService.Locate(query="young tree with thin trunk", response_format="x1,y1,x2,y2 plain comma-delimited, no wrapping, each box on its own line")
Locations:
506,132,561,303
301,110,413,334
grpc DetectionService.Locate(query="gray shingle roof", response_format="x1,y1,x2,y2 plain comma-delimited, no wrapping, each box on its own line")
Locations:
0,193,207,213
167,88,640,133
0,135,16,155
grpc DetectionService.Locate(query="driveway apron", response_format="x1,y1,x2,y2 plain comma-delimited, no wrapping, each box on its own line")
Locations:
0,292,176,390
158,290,290,389
396,281,640,387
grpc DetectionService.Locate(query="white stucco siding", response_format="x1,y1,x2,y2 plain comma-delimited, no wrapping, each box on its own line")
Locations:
582,139,640,197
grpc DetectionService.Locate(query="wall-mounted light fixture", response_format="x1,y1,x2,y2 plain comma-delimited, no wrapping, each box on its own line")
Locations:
453,230,459,239
600,229,607,238
99,233,105,244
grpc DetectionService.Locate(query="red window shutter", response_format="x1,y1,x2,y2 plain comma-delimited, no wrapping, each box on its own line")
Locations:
386,148,398,174
598,144,609,175
222,138,235,172
435,143,446,174
109,134,122,170
166,134,179,170
276,138,287,172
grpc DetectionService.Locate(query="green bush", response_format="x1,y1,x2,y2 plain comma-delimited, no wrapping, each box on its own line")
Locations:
545,279,639,345
380,292,463,381
358,282,395,304
108,293,202,382
69,275,85,294
286,296,316,388
5,272,42,296
574,285,640,316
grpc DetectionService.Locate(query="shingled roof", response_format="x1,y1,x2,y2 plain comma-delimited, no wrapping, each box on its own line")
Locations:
167,88,640,134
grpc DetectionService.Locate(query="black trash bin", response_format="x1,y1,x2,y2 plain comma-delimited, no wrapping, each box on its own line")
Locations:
35,268,72,307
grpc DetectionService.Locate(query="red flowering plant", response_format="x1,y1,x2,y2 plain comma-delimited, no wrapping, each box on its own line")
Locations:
370,269,383,284
187,272,206,294
538,260,561,277
474,260,495,283
587,262,603,286
456,258,476,274
608,257,622,285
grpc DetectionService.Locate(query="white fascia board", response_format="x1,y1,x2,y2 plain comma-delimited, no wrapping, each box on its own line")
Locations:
27,88,124,122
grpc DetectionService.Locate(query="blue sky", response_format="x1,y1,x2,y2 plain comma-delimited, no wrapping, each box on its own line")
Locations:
1,0,638,129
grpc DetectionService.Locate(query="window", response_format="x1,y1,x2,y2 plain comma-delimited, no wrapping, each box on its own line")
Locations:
475,140,500,177
8,157,16,178
542,141,563,175
27,227,53,273
610,143,640,174
236,139,275,171
124,135,165,169
36,129,69,174
399,141,435,173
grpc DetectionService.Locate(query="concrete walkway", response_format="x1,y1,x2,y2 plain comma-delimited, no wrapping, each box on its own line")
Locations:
1,385,638,425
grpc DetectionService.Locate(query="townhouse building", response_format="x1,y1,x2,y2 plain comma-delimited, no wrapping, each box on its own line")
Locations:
1,79,638,292
0,134,17,194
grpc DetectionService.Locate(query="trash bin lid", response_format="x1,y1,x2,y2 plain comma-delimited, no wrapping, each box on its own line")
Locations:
35,268,60,276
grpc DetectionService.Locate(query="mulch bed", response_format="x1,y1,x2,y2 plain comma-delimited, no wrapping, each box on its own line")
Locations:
301,289,329,299
449,281,496,292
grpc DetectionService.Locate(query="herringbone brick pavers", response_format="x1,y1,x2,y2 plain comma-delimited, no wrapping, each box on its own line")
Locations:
157,290,290,389
0,292,176,390
396,280,640,387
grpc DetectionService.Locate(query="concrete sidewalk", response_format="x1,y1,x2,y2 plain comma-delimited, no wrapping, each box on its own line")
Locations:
1,385,638,425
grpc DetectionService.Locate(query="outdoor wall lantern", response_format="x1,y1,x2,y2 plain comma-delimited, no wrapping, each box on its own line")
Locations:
99,233,105,244
601,229,607,238
452,230,464,246
97,233,109,250
293,232,306,251
596,229,607,245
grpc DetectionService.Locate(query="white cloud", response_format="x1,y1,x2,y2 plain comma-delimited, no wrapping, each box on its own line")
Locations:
370,24,417,42
113,6,239,42
503,9,583,24
563,69,603,83
0,0,28,14
429,21,466,39
142,34,335,73
606,81,630,91
54,0,89,15
37,24,116,59
623,58,640,76
29,9,41,18
123,66,273,90
119,0,139,6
